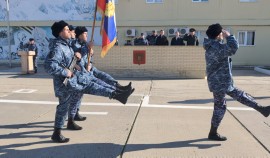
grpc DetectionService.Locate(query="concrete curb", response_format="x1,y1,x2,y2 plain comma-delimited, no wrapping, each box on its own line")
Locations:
254,66,270,75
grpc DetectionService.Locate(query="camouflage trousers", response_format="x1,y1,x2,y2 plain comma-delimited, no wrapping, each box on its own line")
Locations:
211,86,258,128
91,66,117,86
55,93,73,128
68,67,117,119
56,80,115,128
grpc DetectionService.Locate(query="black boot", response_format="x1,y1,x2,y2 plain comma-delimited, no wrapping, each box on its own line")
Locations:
116,87,132,93
74,110,87,121
208,124,227,141
67,118,82,130
112,88,134,104
116,82,132,91
254,105,270,117
51,128,69,143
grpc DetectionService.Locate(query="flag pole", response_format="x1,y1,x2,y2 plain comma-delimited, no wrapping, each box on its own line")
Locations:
87,0,98,70
6,0,11,68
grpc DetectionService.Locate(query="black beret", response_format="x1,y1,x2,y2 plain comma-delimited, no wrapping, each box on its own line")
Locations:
51,20,69,38
75,26,88,38
206,23,223,39
69,25,75,31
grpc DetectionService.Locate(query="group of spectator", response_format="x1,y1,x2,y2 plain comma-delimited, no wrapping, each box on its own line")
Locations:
131,28,199,46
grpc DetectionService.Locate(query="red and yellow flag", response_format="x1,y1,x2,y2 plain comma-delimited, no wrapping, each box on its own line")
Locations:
97,0,117,58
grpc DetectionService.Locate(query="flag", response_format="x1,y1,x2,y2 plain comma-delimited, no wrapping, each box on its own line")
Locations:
97,0,117,58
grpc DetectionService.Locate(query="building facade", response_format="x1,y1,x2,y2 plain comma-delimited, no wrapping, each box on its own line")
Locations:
0,0,269,66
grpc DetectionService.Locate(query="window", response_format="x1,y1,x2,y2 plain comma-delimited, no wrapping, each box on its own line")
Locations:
192,0,208,2
115,0,118,4
240,0,256,2
195,31,207,46
238,31,255,46
146,0,163,3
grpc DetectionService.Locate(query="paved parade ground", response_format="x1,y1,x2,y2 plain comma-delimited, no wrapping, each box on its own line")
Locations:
0,65,269,158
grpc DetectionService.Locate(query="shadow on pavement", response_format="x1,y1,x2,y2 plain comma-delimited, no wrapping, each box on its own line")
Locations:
168,96,270,104
0,121,54,130
0,121,54,140
0,138,221,158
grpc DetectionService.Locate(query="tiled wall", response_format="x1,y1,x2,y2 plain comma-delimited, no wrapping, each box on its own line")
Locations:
92,46,206,79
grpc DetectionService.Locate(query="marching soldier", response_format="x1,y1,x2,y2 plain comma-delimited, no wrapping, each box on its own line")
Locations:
45,20,133,143
67,26,134,130
204,23,270,141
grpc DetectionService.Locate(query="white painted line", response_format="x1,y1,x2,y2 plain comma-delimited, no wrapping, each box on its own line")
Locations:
0,99,139,107
0,99,255,111
80,112,108,115
0,99,57,105
227,107,254,111
131,93,144,97
13,89,37,93
0,72,21,75
83,102,140,107
143,104,254,111
141,95,149,106
144,104,213,110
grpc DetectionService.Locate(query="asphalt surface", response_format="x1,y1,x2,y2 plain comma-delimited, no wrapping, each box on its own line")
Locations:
0,65,269,158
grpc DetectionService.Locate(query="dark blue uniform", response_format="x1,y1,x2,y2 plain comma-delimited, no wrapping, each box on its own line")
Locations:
44,37,116,128
204,35,264,128
68,39,118,119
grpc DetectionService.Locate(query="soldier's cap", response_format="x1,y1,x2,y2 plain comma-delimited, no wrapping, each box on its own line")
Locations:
206,23,223,39
29,38,34,41
69,25,75,31
75,26,88,38
51,20,69,38
189,28,196,32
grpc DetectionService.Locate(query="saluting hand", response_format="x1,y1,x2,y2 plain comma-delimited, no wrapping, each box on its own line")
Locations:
222,29,230,38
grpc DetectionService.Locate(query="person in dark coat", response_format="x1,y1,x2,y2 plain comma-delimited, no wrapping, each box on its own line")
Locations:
134,33,148,46
183,28,199,46
24,38,38,73
155,30,169,46
170,31,185,46
146,30,158,45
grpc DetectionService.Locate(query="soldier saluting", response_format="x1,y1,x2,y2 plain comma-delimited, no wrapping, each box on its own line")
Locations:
204,23,270,141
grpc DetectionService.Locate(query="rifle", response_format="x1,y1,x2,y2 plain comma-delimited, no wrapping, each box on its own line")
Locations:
63,56,78,86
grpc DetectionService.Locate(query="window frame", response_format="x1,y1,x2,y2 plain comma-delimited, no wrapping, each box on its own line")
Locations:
146,0,164,4
237,31,256,46
192,0,209,3
239,0,257,2
195,30,207,46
